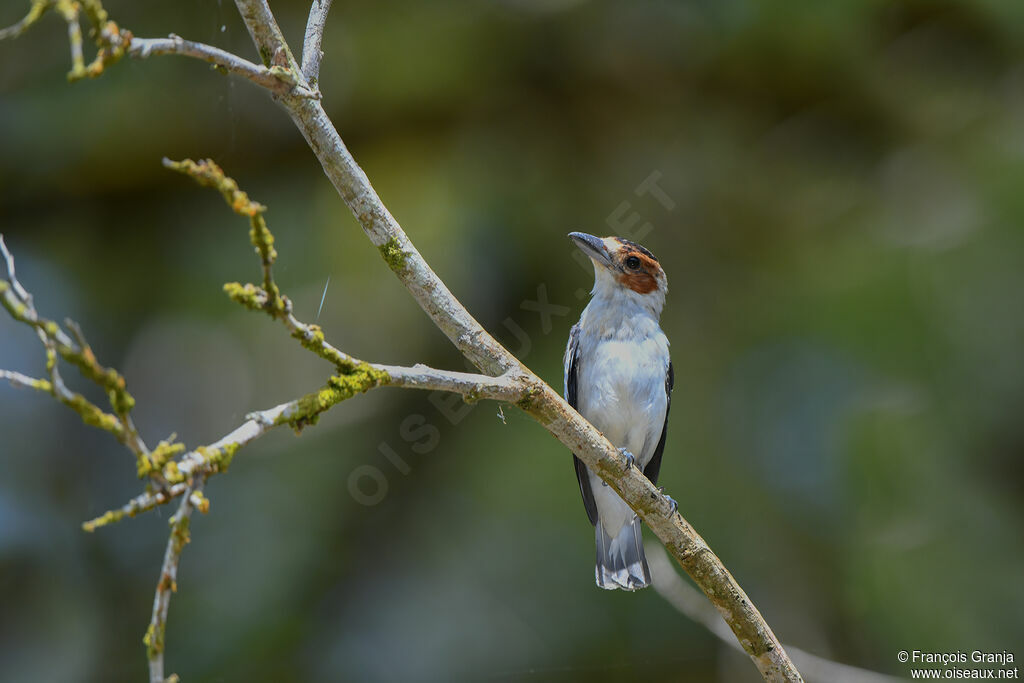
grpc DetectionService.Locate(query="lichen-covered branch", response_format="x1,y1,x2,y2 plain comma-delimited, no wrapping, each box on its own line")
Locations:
82,362,520,531
0,0,51,40
0,235,149,461
163,158,283,313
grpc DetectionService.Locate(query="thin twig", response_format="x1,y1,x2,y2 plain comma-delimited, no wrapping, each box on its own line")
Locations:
301,0,333,85
1,234,149,459
0,369,52,393
647,543,903,683
82,483,189,533
129,34,318,98
145,476,206,683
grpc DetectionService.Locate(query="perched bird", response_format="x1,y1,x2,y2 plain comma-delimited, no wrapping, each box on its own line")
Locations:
564,232,673,591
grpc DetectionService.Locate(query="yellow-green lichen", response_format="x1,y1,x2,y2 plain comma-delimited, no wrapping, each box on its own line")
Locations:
278,364,391,431
249,214,277,268
162,460,185,484
169,516,191,554
0,286,28,320
198,443,239,474
290,324,355,371
190,491,210,514
163,158,266,218
66,393,124,437
81,507,126,532
378,237,407,273
138,439,186,479
144,622,164,659
223,282,265,312
515,386,541,412
56,340,136,416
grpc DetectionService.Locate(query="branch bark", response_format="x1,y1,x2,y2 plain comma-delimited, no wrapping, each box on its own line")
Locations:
301,0,333,85
129,34,314,97
145,476,206,683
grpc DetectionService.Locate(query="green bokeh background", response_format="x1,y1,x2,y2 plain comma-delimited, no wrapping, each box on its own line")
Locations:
1,1,1023,681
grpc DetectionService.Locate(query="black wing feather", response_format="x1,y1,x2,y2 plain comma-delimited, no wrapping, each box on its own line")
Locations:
566,324,599,526
643,361,673,485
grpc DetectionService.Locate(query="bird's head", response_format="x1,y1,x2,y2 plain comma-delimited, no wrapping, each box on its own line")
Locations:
569,232,667,314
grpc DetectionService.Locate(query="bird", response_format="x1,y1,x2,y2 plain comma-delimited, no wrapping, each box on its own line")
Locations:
564,232,673,591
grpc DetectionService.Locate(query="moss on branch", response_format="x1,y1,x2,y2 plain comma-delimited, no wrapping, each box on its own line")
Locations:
278,364,391,431
378,237,408,273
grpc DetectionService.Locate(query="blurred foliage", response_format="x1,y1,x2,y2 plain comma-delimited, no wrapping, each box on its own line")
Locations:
1,0,1023,681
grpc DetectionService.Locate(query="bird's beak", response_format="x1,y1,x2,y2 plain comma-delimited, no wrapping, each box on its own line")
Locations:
569,232,612,268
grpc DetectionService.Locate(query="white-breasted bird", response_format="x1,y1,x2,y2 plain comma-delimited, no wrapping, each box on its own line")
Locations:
564,232,673,591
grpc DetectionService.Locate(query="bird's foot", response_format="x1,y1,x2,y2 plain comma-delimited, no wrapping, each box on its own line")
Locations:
618,448,636,471
658,487,678,515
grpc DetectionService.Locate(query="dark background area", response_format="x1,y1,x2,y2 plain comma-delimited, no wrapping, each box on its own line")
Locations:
1,1,1023,681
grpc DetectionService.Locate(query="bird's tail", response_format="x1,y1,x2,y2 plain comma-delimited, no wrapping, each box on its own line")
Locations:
595,515,651,591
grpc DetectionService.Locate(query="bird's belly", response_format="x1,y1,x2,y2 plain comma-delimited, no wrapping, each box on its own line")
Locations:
577,339,668,465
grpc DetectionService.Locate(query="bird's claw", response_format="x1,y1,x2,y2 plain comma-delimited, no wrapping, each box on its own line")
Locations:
618,448,636,471
659,487,679,515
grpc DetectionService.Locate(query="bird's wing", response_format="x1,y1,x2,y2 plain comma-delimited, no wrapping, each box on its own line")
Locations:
565,323,598,526
643,361,674,485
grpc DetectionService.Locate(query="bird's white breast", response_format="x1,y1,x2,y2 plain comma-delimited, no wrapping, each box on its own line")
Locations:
575,303,669,467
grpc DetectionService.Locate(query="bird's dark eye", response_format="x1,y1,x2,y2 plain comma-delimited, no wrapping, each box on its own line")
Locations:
624,255,641,270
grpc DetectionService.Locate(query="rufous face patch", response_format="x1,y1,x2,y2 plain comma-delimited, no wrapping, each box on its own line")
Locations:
614,247,661,294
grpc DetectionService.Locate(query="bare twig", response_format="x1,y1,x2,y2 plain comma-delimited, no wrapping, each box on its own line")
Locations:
647,544,902,683
301,0,333,85
130,34,317,97
145,476,206,683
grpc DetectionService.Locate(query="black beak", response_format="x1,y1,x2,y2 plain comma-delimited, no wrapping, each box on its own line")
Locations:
569,232,611,267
